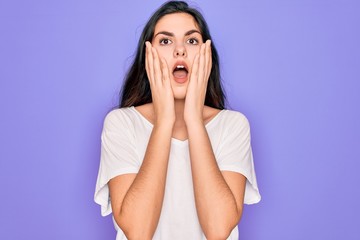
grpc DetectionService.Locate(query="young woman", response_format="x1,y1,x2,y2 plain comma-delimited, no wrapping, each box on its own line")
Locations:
95,1,261,239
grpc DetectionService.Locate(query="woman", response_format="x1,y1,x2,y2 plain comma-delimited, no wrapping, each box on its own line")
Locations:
95,1,261,239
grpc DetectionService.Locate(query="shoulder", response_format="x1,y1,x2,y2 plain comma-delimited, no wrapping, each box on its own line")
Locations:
217,110,252,142
134,103,154,124
213,108,249,127
103,107,136,132
104,107,134,122
222,109,249,124
204,106,223,125
208,109,251,139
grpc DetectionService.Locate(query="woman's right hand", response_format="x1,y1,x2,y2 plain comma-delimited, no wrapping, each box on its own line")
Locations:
145,41,175,126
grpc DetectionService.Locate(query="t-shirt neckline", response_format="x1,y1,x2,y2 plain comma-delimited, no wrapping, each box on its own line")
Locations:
130,106,226,144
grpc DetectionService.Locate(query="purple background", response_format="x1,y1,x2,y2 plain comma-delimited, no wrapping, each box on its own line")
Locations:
1,0,359,239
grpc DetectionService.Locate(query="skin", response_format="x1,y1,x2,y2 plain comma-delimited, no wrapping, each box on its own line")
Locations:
109,13,246,240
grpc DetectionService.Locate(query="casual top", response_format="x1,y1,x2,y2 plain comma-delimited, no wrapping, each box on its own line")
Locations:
94,106,261,240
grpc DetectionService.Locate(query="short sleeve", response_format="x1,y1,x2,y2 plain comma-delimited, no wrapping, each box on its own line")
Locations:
217,112,261,204
94,109,140,216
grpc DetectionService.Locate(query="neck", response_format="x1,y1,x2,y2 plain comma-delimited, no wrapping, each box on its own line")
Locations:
174,100,186,127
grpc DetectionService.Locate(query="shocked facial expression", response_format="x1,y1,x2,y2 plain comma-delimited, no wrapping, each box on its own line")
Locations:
152,12,203,100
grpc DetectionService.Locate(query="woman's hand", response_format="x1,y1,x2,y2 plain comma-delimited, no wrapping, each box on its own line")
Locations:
145,41,175,125
184,40,212,124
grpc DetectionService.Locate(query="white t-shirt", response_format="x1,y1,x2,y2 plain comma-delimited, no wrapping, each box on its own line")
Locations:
94,106,261,240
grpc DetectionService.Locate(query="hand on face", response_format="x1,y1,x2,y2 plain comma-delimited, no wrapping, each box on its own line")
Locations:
145,39,212,125
184,39,212,123
145,41,175,124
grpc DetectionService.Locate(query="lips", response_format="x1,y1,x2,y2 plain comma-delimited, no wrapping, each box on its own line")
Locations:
172,61,189,84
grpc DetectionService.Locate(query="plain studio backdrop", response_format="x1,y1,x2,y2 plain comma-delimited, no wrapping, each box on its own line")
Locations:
0,0,359,239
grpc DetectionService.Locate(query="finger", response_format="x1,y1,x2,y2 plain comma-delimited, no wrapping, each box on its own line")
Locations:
146,42,155,85
198,43,206,83
145,41,150,79
190,53,200,84
152,47,162,86
205,40,212,81
145,42,149,72
160,58,170,84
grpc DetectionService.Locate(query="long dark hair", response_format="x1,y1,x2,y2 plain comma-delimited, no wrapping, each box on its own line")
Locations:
120,1,226,109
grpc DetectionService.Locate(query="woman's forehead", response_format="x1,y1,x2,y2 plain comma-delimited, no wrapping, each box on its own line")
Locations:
154,13,200,35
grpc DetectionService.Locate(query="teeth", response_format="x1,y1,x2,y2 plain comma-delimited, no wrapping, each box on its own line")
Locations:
176,65,185,69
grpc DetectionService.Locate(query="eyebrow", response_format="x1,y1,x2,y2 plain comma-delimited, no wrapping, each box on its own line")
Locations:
154,29,201,38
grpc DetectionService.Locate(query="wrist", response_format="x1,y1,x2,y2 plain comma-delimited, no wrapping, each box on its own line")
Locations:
154,117,175,129
184,117,204,128
184,106,204,125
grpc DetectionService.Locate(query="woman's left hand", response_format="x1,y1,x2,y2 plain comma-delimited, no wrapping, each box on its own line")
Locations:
184,40,212,124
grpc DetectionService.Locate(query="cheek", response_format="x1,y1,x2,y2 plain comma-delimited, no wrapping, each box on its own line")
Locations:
187,46,201,63
153,46,173,60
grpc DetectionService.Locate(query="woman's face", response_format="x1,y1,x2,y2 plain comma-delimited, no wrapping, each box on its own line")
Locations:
152,13,203,100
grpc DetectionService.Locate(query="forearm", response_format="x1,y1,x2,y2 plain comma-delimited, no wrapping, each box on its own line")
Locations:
119,123,173,239
187,121,239,239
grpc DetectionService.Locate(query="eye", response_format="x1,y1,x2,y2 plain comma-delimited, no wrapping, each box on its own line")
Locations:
187,38,199,45
159,38,172,45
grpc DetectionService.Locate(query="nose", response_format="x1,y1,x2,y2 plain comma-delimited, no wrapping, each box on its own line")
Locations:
174,45,187,57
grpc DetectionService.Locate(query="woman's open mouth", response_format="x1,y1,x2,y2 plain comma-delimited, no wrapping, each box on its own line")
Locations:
172,62,189,84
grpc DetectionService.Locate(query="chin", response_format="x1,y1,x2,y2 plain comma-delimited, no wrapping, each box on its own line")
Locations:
172,91,187,100
171,78,188,100
171,87,187,100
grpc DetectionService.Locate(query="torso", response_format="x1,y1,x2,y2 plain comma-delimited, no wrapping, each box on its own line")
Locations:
135,103,221,141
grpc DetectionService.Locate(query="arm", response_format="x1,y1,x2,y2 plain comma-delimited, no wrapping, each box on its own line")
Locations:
109,42,175,240
185,41,246,239
109,122,173,240
187,121,246,240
